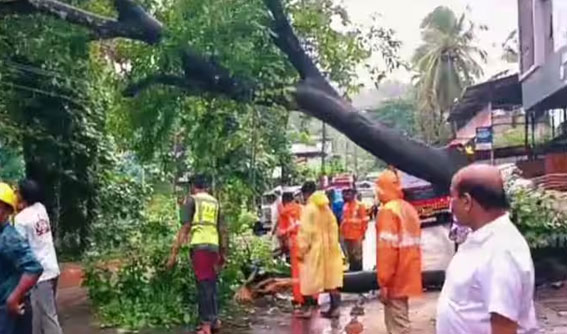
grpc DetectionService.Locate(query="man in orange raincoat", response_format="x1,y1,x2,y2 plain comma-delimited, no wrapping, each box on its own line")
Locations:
375,168,422,334
340,187,368,271
277,190,304,311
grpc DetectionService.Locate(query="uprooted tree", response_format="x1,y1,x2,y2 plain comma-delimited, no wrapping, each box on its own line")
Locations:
0,0,466,188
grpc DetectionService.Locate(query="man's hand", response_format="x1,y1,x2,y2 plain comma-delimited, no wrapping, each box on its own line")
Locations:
379,287,389,305
214,253,226,273
491,313,518,334
166,254,177,270
6,294,24,316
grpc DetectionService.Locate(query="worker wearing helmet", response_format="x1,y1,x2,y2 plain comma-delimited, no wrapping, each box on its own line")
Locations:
0,182,43,334
375,169,422,334
340,187,368,272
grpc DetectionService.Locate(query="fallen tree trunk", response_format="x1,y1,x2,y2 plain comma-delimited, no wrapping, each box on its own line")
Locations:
341,270,446,293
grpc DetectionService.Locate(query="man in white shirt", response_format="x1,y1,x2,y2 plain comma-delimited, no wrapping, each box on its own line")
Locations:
15,180,63,334
436,164,538,334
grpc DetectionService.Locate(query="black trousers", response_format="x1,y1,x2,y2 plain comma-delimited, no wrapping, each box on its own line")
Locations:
0,297,32,334
196,279,218,324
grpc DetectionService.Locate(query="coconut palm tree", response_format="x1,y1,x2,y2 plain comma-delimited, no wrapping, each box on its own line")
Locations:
412,6,487,144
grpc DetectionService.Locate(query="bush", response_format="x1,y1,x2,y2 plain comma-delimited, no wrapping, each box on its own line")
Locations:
84,193,283,329
509,187,567,248
505,169,567,248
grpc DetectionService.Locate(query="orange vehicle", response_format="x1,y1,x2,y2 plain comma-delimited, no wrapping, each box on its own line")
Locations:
399,172,455,277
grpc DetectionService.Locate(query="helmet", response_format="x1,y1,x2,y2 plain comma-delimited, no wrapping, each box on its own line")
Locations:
0,182,17,212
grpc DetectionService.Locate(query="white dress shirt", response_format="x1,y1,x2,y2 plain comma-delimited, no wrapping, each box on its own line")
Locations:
436,213,538,334
15,203,60,282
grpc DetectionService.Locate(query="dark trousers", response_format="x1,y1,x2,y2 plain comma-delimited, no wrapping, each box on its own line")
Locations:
345,239,363,271
196,279,218,324
0,297,32,334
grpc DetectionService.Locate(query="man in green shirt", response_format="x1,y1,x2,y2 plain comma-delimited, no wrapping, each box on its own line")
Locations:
167,175,228,334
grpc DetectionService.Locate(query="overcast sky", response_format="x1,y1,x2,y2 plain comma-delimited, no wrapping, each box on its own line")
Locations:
341,0,519,86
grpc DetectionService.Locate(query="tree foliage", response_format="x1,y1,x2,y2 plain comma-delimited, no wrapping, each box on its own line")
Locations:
367,98,417,138
412,6,487,144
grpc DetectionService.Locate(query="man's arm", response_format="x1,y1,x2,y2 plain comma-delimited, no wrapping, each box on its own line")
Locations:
217,209,228,264
484,250,525,334
167,197,194,269
491,313,519,334
376,208,400,299
269,201,280,236
4,232,43,315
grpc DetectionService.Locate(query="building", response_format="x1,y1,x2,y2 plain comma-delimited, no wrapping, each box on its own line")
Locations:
518,0,567,140
517,0,567,178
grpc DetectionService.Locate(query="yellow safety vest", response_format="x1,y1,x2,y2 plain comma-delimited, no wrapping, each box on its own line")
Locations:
189,192,220,250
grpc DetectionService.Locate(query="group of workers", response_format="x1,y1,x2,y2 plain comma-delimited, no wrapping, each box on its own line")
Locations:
273,168,423,333
0,180,63,334
165,169,421,334
2,164,539,334
271,164,538,334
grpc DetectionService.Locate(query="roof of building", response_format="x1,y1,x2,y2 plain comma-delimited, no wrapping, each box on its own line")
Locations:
449,73,522,123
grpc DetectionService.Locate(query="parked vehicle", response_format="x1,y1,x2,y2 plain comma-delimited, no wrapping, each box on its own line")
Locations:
400,172,455,277
254,186,301,234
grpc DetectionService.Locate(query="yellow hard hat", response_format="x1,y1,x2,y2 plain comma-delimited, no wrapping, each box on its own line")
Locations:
0,182,18,213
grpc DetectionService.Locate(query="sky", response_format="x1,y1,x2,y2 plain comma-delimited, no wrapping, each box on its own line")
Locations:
341,0,519,88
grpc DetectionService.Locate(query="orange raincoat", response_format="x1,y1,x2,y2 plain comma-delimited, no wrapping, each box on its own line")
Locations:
297,191,343,296
340,200,369,241
375,170,422,299
278,202,303,304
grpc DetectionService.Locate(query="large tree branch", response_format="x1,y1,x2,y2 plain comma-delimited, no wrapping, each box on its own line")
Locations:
179,49,253,102
294,83,465,187
263,0,338,97
0,0,162,44
0,0,34,15
123,74,195,97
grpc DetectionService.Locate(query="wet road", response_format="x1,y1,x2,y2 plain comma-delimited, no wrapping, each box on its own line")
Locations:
58,285,567,333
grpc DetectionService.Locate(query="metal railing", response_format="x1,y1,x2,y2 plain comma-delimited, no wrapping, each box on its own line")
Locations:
531,173,567,192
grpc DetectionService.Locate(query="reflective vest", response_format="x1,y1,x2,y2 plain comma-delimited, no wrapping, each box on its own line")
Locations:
341,200,369,241
189,192,220,250
376,199,422,298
